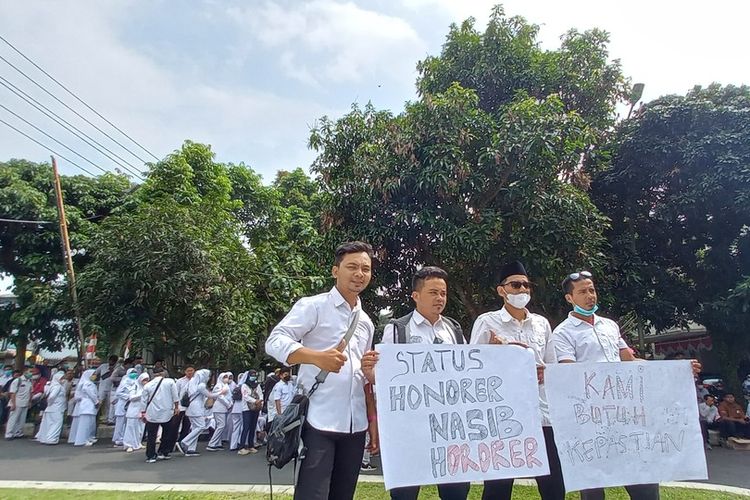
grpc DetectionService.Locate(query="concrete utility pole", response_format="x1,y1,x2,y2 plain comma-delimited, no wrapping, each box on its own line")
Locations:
51,156,86,369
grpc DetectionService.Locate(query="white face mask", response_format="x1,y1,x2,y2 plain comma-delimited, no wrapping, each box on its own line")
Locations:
505,292,531,309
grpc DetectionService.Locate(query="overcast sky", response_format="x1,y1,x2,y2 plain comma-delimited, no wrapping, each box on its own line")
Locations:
1,0,748,182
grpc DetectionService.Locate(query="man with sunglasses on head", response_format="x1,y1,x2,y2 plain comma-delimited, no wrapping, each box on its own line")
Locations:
469,261,565,500
552,271,655,500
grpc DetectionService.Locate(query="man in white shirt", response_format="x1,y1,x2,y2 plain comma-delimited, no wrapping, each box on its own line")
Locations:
265,241,378,500
5,369,33,439
267,367,295,424
470,261,564,500
551,271,656,500
698,394,721,449
176,365,195,442
141,367,179,463
95,355,119,424
381,266,470,500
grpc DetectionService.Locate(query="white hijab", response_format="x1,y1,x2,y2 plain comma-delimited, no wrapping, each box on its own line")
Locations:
76,369,96,397
214,371,231,393
237,371,248,386
118,368,138,392
188,369,210,394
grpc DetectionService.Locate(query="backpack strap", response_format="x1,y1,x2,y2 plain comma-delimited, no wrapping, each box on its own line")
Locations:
388,312,414,344
309,309,361,397
443,316,466,344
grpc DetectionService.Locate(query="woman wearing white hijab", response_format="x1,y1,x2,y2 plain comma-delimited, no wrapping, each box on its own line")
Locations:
177,369,219,456
229,372,245,451
35,371,66,444
112,368,137,447
67,374,81,444
72,369,99,446
206,371,232,451
122,372,149,452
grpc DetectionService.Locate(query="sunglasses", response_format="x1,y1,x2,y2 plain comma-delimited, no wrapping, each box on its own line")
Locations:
568,271,592,281
501,280,533,290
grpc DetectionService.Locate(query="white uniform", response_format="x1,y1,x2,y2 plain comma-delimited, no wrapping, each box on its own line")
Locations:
5,376,33,439
95,363,116,423
112,368,137,445
35,372,67,444
267,379,295,423
142,375,179,423
180,369,212,453
122,373,149,451
207,372,232,448
229,375,244,450
72,369,99,446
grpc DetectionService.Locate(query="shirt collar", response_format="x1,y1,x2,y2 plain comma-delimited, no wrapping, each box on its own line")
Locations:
330,286,361,311
567,311,601,326
500,305,529,323
412,309,443,326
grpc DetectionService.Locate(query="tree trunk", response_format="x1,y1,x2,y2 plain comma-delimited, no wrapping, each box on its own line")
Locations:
14,335,28,370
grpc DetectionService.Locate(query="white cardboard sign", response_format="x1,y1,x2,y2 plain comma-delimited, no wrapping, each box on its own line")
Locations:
374,344,549,490
545,361,708,492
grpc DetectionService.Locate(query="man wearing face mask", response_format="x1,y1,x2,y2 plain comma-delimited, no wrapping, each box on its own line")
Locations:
5,369,32,439
267,367,294,428
552,271,656,500
469,261,564,500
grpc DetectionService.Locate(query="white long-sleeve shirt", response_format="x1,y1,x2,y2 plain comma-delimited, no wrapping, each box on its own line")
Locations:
141,376,179,423
265,287,374,434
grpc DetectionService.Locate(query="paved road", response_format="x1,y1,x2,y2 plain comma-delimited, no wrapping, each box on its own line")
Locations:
0,438,748,490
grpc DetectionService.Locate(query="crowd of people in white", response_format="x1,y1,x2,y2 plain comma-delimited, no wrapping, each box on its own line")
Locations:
0,357,302,464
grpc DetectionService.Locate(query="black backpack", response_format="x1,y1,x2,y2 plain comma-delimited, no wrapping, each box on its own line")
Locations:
231,385,243,401
266,393,310,469
388,311,466,344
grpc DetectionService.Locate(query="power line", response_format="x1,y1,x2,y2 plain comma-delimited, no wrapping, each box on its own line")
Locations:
0,217,53,224
0,103,143,181
0,77,145,180
0,52,153,165
0,35,160,162
0,118,98,177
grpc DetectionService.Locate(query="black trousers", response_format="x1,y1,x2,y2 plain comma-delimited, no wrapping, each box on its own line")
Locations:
294,423,367,500
580,484,660,500
482,426,565,500
178,411,191,442
390,482,470,500
241,410,260,448
700,420,720,443
720,420,750,439
145,415,179,460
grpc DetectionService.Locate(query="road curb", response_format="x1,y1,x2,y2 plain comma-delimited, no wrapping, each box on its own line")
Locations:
0,479,749,496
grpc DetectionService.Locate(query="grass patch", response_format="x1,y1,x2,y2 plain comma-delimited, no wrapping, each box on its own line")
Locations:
0,484,744,499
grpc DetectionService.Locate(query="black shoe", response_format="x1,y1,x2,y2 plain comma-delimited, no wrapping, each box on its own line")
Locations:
146,458,157,464
185,451,201,457
156,454,171,460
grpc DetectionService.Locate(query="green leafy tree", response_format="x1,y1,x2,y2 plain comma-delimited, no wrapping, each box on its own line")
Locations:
79,142,328,370
309,7,627,325
0,159,131,368
593,84,750,382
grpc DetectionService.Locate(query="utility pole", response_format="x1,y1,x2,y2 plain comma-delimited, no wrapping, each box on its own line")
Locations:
51,156,87,369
